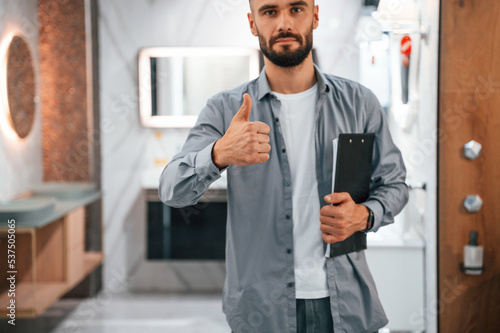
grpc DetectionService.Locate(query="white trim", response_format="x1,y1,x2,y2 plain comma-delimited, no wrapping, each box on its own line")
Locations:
138,47,261,128
0,31,37,142
84,0,95,181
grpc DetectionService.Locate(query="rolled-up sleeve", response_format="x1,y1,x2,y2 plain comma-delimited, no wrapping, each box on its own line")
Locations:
363,89,409,232
158,97,227,208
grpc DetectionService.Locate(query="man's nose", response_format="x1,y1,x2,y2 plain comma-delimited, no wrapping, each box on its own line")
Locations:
277,11,292,32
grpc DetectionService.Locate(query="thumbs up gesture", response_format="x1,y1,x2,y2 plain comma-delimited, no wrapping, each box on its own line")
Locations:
212,94,271,169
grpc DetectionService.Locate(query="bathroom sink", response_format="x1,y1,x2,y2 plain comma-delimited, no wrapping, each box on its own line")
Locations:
31,182,97,200
0,197,56,222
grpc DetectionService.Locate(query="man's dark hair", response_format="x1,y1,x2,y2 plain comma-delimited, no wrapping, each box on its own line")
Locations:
249,0,316,13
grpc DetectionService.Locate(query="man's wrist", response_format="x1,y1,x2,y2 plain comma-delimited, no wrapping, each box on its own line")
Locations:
212,140,228,170
361,206,374,232
354,204,369,231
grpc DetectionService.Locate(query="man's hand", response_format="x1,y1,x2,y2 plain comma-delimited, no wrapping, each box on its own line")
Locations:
212,93,271,169
319,193,369,244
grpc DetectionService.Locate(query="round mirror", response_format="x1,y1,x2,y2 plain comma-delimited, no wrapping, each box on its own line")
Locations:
6,36,36,139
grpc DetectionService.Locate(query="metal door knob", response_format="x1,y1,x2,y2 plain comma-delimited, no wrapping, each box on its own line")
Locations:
464,194,483,213
464,140,482,160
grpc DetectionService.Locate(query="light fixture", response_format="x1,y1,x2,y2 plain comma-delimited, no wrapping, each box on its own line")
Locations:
0,31,37,141
372,0,429,42
0,32,20,141
374,0,418,25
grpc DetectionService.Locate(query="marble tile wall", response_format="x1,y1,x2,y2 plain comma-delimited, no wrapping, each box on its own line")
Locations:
98,0,362,292
357,1,439,331
379,1,439,331
416,2,439,332
0,0,42,201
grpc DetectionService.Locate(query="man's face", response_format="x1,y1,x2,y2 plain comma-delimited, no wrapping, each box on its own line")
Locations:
248,0,319,68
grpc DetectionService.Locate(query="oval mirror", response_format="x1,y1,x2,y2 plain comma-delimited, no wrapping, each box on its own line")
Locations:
6,36,36,139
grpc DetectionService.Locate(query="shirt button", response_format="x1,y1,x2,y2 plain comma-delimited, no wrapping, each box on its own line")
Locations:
287,282,294,288
282,148,286,153
207,175,213,181
275,118,279,122
285,214,291,220
286,249,292,254
284,181,290,187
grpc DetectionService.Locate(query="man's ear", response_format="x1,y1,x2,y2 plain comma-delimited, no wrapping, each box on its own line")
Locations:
313,5,319,30
248,12,258,36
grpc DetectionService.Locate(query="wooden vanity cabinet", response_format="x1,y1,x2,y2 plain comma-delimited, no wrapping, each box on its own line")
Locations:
0,206,103,318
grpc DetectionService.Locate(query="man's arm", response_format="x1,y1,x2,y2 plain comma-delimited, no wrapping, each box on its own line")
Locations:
159,93,271,208
319,88,409,242
211,94,271,169
361,89,409,233
320,193,371,243
158,97,226,208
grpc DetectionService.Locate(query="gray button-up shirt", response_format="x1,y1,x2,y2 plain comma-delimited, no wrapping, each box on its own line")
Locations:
159,64,409,333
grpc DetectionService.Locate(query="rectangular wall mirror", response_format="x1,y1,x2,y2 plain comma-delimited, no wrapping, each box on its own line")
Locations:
138,47,261,128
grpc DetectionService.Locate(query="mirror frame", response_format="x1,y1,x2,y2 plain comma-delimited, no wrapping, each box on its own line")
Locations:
1,33,37,140
138,47,261,128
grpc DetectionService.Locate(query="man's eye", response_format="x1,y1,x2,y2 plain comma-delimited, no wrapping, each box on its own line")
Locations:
291,7,302,13
265,10,276,15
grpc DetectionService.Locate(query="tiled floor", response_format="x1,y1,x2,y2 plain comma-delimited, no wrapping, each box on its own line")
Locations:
0,292,413,333
1,292,230,333
54,292,230,333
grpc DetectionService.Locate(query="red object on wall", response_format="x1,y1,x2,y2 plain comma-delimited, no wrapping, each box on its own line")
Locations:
401,35,412,67
401,35,412,55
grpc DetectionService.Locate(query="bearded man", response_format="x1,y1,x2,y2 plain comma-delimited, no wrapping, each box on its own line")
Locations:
159,1,408,332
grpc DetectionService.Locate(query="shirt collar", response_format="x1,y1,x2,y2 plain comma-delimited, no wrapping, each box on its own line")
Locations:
256,63,331,101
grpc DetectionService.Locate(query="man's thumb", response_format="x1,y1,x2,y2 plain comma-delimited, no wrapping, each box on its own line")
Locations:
234,93,252,122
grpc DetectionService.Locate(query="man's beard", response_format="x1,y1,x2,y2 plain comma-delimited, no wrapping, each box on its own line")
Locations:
258,28,313,68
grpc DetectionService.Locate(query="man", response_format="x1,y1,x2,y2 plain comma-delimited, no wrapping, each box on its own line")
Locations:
159,0,408,332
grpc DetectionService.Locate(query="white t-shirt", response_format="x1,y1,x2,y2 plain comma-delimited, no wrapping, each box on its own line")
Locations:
272,83,329,299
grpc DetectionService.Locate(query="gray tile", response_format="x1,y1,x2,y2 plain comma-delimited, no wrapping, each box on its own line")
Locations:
0,291,230,333
49,291,230,333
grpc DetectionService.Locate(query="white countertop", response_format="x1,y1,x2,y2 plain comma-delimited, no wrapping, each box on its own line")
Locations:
0,190,101,229
367,226,425,249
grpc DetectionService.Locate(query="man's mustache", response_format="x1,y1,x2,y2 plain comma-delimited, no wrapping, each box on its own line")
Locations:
269,32,303,46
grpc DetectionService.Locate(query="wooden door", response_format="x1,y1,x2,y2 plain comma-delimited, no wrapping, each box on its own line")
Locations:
439,0,500,332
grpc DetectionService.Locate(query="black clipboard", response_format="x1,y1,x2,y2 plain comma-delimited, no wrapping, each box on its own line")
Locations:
333,133,375,202
328,133,375,257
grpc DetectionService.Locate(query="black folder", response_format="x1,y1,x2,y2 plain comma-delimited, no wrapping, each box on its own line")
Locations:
328,133,375,258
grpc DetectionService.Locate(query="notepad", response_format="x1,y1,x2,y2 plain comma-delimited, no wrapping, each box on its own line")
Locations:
325,133,375,258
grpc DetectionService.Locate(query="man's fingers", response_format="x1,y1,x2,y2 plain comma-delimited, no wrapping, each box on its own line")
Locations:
324,192,352,205
319,215,337,226
226,93,271,167
254,121,271,134
320,219,346,234
322,232,346,244
320,223,335,234
257,134,270,143
257,143,271,153
322,232,339,244
320,204,346,219
234,93,253,122
255,153,270,164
